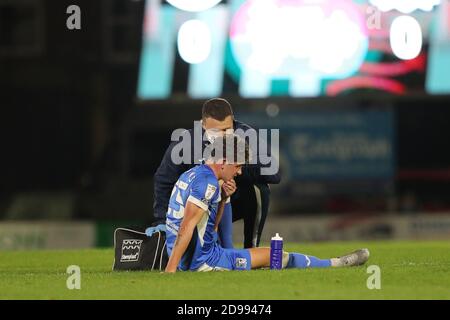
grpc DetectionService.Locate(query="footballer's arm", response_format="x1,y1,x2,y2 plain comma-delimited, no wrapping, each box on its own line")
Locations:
165,201,206,273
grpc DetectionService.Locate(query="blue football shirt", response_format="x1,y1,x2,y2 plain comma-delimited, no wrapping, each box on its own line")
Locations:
165,164,224,271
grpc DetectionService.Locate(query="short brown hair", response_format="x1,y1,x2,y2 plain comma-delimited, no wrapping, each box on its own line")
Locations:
206,134,251,164
202,98,234,121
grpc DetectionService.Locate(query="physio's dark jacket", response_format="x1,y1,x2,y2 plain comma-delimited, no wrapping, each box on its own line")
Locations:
153,120,281,223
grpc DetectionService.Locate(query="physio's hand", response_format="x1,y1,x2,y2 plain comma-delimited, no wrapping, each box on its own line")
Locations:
145,224,166,236
221,179,237,199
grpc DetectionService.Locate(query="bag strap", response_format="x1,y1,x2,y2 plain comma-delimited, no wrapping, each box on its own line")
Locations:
115,227,147,235
159,239,167,271
151,231,161,270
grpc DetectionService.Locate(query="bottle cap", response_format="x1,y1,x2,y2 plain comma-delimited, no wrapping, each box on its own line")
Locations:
271,233,283,241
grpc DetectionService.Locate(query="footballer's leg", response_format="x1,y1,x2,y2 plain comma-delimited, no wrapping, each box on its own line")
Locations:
231,183,270,248
218,201,234,248
230,182,255,248
248,248,370,269
248,248,332,269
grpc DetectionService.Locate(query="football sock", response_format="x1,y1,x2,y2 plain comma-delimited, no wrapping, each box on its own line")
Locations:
218,202,234,248
285,253,332,268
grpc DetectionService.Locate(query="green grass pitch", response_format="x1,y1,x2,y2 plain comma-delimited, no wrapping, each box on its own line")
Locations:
1,240,449,299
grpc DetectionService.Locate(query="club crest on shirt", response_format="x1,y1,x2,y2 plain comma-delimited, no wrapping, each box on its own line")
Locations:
204,184,216,201
236,258,247,269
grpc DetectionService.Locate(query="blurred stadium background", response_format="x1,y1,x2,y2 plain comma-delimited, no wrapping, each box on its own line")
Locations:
1,0,450,251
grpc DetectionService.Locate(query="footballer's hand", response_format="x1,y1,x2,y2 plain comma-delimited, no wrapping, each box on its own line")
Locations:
164,269,176,273
164,265,177,273
221,179,237,199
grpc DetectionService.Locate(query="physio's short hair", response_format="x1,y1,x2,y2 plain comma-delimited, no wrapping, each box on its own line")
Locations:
205,134,250,164
202,98,234,121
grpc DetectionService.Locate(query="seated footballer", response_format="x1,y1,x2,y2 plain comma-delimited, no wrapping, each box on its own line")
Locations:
165,135,369,272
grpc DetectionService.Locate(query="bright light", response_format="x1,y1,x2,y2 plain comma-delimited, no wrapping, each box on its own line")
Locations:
177,20,212,64
266,104,280,117
166,0,222,12
230,0,367,75
310,10,367,74
390,15,423,60
369,0,441,14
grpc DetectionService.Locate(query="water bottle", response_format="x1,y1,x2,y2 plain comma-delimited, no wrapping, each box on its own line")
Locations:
270,233,283,270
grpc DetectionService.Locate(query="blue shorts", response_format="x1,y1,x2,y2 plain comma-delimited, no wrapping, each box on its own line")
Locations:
196,248,252,271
